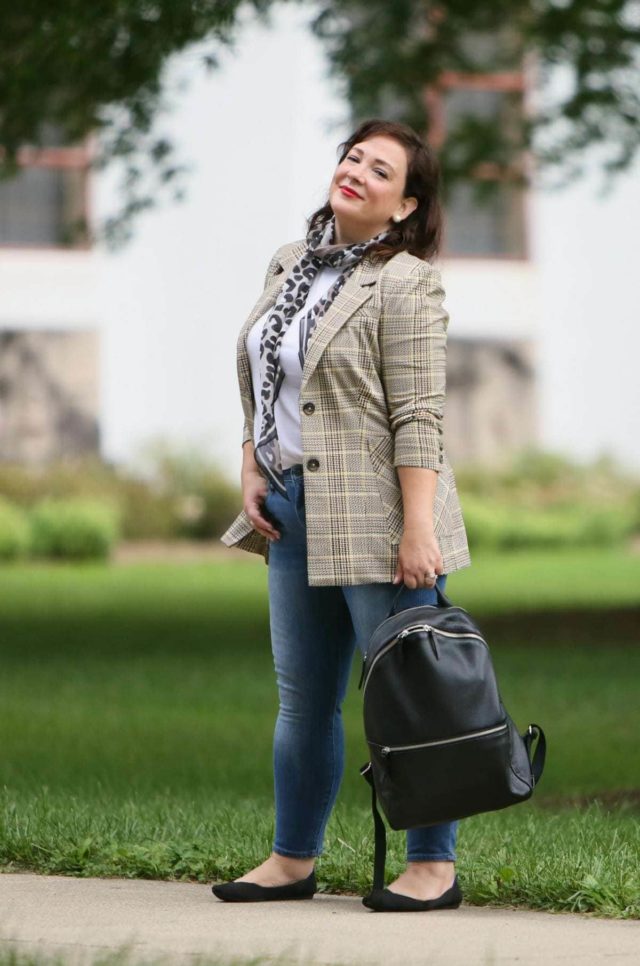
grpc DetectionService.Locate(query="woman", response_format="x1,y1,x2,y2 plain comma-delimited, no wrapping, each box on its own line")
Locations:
214,118,471,912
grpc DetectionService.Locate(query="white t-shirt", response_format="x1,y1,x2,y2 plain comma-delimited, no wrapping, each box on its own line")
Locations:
246,265,341,468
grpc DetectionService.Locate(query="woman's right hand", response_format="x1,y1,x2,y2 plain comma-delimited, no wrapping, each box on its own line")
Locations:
242,467,281,541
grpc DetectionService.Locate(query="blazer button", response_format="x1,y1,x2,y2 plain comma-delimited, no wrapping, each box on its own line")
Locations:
306,458,320,471
302,402,315,415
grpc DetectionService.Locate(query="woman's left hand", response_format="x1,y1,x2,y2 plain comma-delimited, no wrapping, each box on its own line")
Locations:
393,526,443,589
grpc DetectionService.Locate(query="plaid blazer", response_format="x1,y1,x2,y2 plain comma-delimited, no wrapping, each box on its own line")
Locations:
220,238,471,585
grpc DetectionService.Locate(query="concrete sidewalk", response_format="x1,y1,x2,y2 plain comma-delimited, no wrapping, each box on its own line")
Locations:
1,873,638,966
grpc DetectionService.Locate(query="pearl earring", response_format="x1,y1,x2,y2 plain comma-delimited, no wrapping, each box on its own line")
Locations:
393,215,402,223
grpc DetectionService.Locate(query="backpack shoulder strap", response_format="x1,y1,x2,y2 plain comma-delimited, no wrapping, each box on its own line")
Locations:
360,761,387,892
524,724,546,784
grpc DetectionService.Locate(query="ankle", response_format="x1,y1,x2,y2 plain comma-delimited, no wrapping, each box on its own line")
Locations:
405,860,455,882
270,852,315,877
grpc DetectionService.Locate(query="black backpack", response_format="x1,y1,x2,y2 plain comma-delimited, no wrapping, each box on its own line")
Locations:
358,583,546,890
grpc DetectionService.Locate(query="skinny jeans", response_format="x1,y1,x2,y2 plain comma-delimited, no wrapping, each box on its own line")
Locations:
263,463,458,862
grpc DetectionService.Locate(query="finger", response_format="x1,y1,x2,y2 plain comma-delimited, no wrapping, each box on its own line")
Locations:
249,509,280,539
248,498,270,523
261,515,281,539
255,525,280,540
407,567,435,588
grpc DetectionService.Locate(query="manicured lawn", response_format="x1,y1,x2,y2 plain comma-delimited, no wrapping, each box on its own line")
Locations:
1,550,638,917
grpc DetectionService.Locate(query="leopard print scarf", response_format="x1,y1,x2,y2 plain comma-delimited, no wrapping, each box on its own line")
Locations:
254,215,391,495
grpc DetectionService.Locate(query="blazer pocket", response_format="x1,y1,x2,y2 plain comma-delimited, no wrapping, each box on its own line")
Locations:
432,466,453,536
367,435,453,543
367,435,404,544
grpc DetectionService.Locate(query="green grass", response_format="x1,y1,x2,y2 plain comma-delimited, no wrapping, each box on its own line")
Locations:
1,803,638,920
2,791,638,918
1,545,640,621
1,549,639,918
0,949,294,966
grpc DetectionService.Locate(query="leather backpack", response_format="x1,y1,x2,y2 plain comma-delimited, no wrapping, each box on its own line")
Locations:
358,584,546,891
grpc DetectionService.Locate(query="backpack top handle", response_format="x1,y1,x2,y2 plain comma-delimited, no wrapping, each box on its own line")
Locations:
387,579,453,619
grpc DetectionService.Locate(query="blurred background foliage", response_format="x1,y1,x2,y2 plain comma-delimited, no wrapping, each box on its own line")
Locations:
2,1,639,244
456,451,640,551
0,440,238,559
0,443,637,560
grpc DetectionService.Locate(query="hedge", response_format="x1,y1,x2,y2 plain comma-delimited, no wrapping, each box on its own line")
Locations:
29,499,120,561
0,498,30,560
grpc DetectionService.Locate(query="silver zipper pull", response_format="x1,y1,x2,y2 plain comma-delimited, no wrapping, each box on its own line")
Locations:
398,623,432,639
381,746,391,757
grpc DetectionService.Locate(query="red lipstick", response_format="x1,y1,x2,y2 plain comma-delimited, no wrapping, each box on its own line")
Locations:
340,186,362,199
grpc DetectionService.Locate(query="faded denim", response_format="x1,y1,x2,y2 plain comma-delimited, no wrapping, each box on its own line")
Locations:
264,464,458,862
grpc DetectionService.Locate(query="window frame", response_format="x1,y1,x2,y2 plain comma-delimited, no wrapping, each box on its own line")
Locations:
0,139,92,251
424,69,532,261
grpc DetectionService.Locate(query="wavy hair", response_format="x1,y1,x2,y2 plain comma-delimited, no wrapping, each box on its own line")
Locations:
307,118,443,263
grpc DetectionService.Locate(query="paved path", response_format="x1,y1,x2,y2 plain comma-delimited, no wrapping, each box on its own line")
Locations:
1,873,638,966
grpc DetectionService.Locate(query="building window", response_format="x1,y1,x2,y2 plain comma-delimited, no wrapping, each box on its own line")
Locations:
429,67,528,259
0,125,89,249
0,165,88,247
444,177,526,257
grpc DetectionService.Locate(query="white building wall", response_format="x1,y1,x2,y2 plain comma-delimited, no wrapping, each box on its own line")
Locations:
0,251,98,329
0,248,101,460
443,260,539,339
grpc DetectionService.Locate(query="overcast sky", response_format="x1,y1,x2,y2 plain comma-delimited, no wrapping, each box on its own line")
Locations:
94,3,640,480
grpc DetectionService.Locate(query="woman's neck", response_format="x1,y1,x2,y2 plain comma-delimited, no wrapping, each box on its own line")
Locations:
333,218,389,246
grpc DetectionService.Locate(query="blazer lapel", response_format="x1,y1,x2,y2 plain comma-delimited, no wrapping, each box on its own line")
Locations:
237,242,380,410
235,245,305,407
300,257,378,391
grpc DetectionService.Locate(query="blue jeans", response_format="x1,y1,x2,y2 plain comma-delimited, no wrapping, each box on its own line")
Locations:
263,464,458,862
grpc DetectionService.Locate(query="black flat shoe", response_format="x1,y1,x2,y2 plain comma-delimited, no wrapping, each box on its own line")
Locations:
211,870,317,903
362,876,462,912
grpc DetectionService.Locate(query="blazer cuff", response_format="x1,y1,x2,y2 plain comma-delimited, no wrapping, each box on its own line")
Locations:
393,416,444,470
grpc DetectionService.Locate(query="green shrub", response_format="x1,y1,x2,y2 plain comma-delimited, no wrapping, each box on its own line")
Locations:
0,498,30,560
176,472,241,540
457,448,637,503
572,505,634,546
29,499,120,560
0,446,242,542
460,495,635,551
131,439,240,539
0,459,182,541
114,477,180,540
454,448,639,551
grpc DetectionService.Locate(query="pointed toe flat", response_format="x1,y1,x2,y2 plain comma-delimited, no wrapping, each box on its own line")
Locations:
362,876,462,912
211,870,317,903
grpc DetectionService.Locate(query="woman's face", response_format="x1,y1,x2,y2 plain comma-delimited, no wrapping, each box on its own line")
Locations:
328,134,418,244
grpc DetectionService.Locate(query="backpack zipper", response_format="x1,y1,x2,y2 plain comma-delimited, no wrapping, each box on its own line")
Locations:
377,722,508,757
401,625,485,642
360,625,486,693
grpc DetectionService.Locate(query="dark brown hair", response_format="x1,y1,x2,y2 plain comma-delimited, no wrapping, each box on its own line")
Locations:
307,118,443,263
